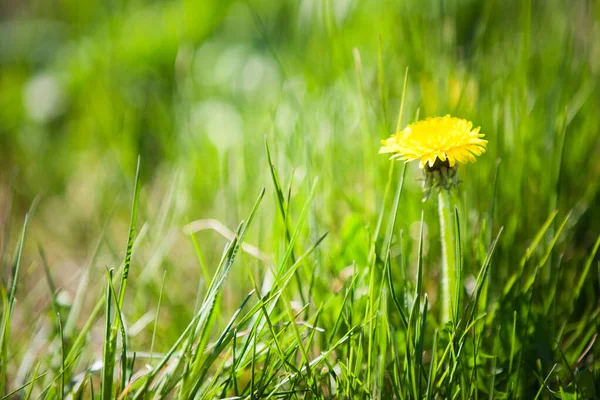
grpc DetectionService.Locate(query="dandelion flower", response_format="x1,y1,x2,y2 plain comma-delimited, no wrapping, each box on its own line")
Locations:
379,115,487,169
379,115,487,322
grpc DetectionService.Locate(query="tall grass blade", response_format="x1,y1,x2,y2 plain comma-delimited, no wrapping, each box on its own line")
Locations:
101,269,114,400
572,234,600,309
0,199,37,396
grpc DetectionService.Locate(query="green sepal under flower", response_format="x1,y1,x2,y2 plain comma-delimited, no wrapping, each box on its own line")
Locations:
422,158,459,201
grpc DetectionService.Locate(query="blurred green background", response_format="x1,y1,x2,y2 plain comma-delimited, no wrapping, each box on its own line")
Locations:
1,0,600,393
2,0,599,265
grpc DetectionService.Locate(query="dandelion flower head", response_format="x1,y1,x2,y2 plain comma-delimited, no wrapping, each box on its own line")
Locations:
379,115,487,168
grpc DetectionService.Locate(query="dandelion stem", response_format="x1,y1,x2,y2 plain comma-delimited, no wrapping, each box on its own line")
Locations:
438,189,456,323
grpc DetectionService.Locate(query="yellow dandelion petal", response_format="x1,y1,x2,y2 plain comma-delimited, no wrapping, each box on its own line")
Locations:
379,115,487,167
426,153,437,168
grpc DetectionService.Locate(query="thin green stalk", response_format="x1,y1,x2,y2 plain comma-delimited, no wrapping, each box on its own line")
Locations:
438,189,456,323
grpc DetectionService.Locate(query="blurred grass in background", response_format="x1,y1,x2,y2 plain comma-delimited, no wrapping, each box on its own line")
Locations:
1,0,600,398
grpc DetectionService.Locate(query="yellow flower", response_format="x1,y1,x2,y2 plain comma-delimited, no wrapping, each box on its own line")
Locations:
379,115,487,168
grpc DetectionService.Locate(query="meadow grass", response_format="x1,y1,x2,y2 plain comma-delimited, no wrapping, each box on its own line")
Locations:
1,0,600,398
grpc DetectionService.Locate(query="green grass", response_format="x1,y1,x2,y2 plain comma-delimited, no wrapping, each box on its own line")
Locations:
1,0,600,398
